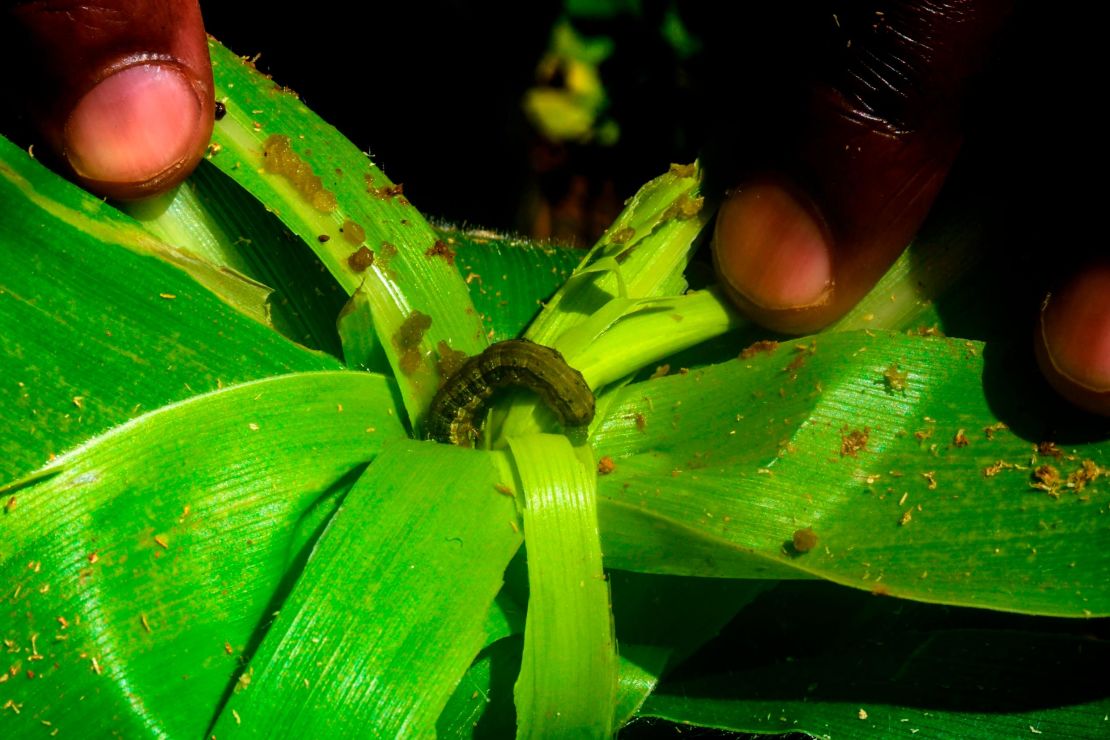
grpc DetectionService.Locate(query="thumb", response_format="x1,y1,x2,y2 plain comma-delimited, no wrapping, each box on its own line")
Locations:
5,0,213,200
712,1,1011,334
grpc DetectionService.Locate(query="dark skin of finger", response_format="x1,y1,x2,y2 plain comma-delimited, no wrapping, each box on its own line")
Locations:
1035,264,1110,417
4,0,212,200
708,0,1012,334
706,2,1110,417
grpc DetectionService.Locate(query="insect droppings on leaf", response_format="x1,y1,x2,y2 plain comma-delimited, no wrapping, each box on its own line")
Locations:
341,219,366,246
609,226,635,245
739,340,778,359
1067,459,1102,491
365,174,406,201
662,192,704,221
792,527,818,553
1036,441,1063,459
840,427,870,457
615,245,639,263
261,134,337,213
983,460,1016,477
669,162,696,178
435,340,468,379
984,422,1008,440
378,241,398,266
882,364,909,392
425,239,456,266
347,246,375,272
1031,464,1061,496
784,341,816,380
393,311,432,376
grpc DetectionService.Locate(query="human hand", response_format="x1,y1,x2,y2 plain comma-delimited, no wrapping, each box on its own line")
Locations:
4,0,213,200
706,1,1110,416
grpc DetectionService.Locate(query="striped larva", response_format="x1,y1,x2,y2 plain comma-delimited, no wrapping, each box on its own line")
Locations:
425,339,595,447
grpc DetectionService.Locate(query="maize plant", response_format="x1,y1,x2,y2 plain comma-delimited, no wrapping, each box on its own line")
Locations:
1,38,1107,739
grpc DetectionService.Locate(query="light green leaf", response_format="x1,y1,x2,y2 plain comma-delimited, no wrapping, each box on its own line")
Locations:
509,435,617,738
526,161,708,351
593,331,1110,616
205,39,488,430
208,441,522,737
0,137,340,480
0,371,406,737
125,161,350,356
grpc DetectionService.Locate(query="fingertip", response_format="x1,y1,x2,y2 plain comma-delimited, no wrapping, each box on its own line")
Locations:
712,181,834,333
1035,263,1110,416
63,62,212,200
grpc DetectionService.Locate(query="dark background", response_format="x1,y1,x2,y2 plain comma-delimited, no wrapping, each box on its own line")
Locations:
201,1,1093,274
200,3,887,246
205,1,662,243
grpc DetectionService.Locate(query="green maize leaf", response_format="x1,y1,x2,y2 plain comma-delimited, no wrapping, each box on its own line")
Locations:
0,137,274,329
438,535,771,734
526,162,708,352
123,174,258,274
205,39,487,431
4,20,1107,737
343,228,581,370
636,582,1110,739
508,435,617,738
208,441,522,738
482,591,527,648
608,572,771,726
0,137,341,481
336,285,388,372
446,227,582,343
641,633,1110,739
592,330,1110,616
436,553,530,735
498,164,711,442
438,635,524,738
0,371,406,737
828,203,986,335
575,287,743,392
125,161,349,356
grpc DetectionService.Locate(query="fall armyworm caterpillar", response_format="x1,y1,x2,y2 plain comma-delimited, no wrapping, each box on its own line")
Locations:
425,339,595,447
